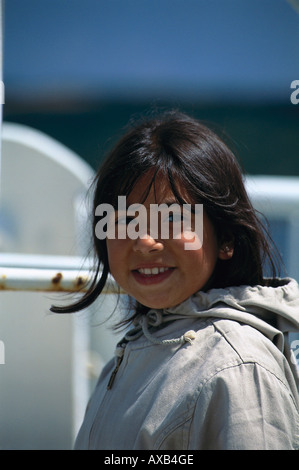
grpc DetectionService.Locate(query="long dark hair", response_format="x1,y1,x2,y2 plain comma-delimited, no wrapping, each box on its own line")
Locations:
50,110,281,322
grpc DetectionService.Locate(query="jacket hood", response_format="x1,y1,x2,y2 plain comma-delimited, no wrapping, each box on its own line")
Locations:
162,277,299,382
122,278,299,386
164,277,299,340
114,277,299,392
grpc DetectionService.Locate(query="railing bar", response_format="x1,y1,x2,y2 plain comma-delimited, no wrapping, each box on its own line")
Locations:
0,266,120,293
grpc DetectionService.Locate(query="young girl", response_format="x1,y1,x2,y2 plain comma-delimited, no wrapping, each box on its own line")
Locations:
51,110,299,450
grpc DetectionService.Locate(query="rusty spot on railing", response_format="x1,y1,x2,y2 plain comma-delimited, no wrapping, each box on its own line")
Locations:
52,272,63,286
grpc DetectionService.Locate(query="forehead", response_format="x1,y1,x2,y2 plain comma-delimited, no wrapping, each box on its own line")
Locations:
126,171,192,206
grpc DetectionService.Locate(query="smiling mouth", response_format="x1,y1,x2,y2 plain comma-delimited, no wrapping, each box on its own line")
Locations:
136,266,171,275
132,266,175,284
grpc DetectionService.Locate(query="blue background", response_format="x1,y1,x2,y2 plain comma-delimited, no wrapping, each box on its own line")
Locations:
3,0,299,173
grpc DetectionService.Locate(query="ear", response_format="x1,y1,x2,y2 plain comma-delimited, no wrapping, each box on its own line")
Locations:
218,242,234,260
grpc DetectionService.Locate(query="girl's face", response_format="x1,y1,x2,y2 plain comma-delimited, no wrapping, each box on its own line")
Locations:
106,173,230,309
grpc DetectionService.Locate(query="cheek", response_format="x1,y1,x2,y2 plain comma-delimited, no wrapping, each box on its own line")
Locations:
176,230,203,251
170,237,205,269
175,228,219,278
182,248,205,270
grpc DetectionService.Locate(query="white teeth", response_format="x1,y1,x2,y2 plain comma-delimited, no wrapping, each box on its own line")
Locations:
137,267,169,275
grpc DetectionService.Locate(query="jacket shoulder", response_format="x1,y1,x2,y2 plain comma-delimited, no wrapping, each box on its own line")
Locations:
206,317,290,379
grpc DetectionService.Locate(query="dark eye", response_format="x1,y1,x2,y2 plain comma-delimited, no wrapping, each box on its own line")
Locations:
167,212,185,223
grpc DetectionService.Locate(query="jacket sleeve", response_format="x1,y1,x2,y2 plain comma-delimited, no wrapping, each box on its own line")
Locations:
190,362,299,450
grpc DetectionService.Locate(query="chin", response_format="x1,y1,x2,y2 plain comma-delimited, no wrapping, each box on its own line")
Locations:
142,299,176,310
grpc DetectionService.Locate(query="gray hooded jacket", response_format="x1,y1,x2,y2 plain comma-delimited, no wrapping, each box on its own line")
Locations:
75,278,299,450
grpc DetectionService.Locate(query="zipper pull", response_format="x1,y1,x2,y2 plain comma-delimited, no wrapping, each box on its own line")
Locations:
107,346,125,390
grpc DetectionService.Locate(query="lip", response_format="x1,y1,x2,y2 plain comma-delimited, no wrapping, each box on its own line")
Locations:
131,265,175,285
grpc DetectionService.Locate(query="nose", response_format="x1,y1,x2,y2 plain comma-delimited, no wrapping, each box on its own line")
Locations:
133,234,164,254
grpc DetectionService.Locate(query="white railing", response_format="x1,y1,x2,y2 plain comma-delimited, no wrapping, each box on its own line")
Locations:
0,253,119,293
